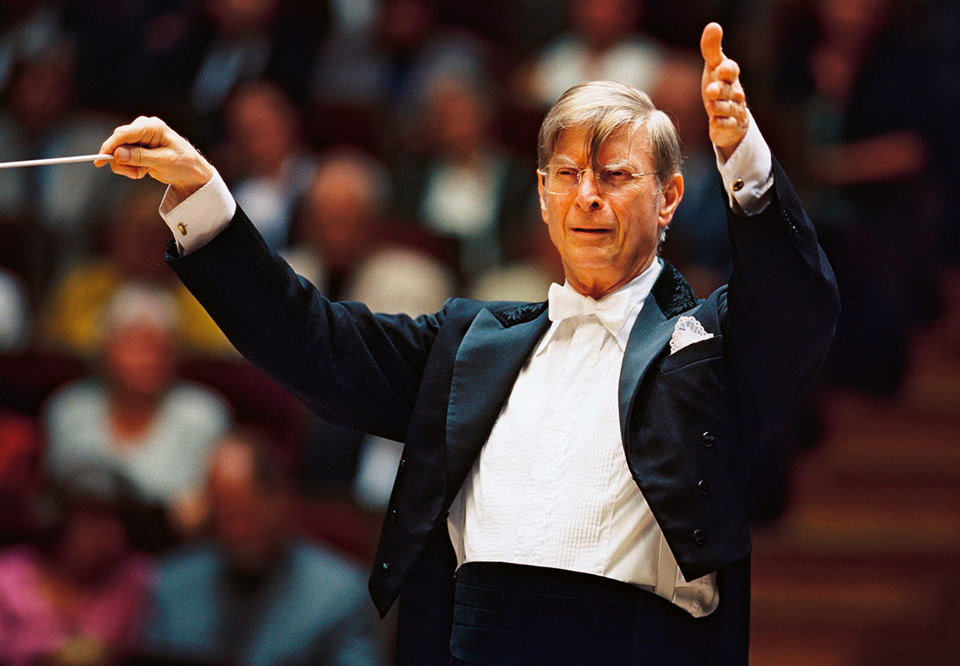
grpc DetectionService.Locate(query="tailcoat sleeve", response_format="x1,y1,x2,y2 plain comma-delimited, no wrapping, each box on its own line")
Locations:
166,206,443,442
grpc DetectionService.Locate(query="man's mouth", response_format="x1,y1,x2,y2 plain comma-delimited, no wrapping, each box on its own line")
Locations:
571,227,610,234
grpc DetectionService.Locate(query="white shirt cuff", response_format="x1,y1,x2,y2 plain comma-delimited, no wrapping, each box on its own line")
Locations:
159,169,236,256
713,109,774,216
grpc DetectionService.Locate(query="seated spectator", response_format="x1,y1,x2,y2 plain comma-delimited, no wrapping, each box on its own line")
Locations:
285,146,455,306
141,432,385,665
393,75,535,278
0,43,126,280
218,81,318,251
311,0,491,113
188,0,320,116
42,284,232,537
515,0,665,111
0,467,151,665
39,181,233,358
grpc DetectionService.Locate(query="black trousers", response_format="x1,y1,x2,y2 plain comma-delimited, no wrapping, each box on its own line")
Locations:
450,561,749,666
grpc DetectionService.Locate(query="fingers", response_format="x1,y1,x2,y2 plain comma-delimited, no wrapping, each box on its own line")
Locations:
703,80,745,104
96,116,170,165
700,22,724,69
97,116,214,193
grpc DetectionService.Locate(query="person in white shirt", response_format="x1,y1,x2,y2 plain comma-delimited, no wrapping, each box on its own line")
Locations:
94,23,838,666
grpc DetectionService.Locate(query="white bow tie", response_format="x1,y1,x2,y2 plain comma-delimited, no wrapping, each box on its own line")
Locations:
547,282,633,338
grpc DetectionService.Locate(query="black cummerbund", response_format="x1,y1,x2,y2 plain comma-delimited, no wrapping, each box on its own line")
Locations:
451,561,732,665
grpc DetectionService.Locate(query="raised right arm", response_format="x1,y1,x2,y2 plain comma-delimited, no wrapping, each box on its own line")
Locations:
98,118,442,441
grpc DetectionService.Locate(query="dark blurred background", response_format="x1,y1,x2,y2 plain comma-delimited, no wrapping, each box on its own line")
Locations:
0,1,958,664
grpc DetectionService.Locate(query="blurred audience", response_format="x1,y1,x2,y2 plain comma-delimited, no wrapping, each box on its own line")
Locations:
771,0,941,396
41,283,232,538
0,43,125,283
0,467,151,666
0,15,955,659
141,431,385,665
39,181,232,358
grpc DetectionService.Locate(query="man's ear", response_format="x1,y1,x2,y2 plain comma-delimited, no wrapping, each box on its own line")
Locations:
537,171,549,223
658,173,684,230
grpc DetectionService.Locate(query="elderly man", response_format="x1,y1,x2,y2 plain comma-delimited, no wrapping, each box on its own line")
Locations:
99,23,838,666
142,432,384,665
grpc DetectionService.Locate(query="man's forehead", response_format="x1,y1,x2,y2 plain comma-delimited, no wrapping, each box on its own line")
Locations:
551,123,651,164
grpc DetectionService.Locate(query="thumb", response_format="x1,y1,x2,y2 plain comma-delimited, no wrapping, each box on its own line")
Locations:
112,143,164,168
700,22,724,69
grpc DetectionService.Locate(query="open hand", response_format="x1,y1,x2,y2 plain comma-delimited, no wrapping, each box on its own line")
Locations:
96,116,214,199
700,22,748,159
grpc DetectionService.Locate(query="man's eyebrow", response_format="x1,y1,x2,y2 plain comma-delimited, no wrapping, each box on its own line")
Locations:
549,154,579,166
598,159,636,170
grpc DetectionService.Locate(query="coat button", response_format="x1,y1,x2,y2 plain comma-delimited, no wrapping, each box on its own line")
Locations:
698,479,711,497
390,509,398,522
692,529,706,546
398,458,406,471
177,223,187,236
381,562,391,577
701,431,716,447
732,178,744,192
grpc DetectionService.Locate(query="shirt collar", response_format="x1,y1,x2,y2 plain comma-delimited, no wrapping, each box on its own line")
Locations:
535,258,663,355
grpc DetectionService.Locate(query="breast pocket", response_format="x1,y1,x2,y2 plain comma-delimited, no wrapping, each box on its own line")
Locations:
658,335,724,375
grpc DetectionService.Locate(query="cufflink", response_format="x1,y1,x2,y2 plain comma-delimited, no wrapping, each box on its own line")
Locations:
177,223,187,236
732,179,744,192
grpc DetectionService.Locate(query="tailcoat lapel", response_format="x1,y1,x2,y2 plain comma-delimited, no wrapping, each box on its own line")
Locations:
618,261,702,436
445,304,550,503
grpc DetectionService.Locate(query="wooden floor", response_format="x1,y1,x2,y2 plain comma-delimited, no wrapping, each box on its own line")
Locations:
749,272,960,665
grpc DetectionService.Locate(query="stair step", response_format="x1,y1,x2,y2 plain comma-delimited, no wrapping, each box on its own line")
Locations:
751,558,943,628
749,626,864,666
765,482,960,558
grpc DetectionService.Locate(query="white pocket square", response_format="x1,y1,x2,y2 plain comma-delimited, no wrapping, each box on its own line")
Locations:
669,316,714,354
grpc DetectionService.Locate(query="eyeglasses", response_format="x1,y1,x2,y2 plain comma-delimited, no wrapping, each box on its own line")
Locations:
538,165,657,196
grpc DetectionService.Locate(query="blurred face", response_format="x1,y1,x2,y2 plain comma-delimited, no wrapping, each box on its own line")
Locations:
302,163,377,271
208,443,285,572
572,0,640,48
229,90,295,174
429,83,487,157
104,324,175,400
539,124,682,299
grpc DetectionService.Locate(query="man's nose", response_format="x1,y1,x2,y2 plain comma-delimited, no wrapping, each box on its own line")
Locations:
575,169,603,210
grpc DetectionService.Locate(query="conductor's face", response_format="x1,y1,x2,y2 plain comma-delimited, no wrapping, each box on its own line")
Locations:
538,124,682,299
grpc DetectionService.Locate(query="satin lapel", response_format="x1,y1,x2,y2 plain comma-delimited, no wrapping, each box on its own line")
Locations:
618,291,692,435
445,308,550,500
